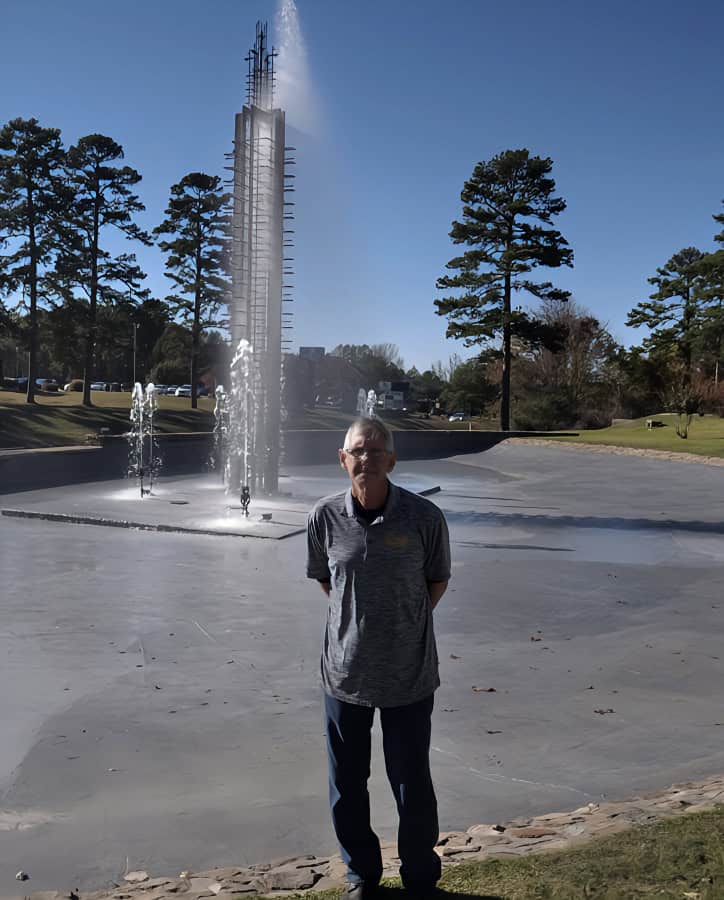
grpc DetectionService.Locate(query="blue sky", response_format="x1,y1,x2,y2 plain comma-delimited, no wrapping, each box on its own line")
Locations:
2,0,723,371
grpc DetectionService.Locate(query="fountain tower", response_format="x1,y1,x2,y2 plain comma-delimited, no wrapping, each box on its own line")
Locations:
228,21,294,495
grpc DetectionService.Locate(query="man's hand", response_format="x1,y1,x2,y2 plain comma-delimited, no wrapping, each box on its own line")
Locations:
318,579,331,597
428,580,448,610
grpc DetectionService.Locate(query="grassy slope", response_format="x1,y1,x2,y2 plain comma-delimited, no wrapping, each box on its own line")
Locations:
299,807,724,900
3,391,723,459
0,390,215,449
539,413,724,459
0,393,493,450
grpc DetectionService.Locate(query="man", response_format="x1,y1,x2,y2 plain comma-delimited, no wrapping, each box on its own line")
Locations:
306,417,451,900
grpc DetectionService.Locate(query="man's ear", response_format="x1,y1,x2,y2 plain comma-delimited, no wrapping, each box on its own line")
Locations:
387,453,397,473
337,449,347,469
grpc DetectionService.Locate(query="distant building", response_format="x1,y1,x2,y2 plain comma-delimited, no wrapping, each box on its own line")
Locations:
377,380,409,411
299,346,325,362
378,380,409,394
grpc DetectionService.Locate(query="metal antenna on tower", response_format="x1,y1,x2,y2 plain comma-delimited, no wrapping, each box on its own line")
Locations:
245,21,277,110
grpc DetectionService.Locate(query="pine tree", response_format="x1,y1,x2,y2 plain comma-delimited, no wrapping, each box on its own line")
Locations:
154,173,230,408
0,118,66,403
435,149,573,430
626,247,707,383
60,134,150,406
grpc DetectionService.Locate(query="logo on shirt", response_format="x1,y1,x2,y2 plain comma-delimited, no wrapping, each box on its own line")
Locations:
383,533,410,550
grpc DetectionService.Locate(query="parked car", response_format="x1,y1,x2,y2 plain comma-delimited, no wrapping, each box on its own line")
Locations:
174,384,192,397
165,385,179,395
90,382,106,391
448,411,467,422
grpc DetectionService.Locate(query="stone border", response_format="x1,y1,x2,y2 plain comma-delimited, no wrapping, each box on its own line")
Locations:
509,437,724,467
12,775,724,900
0,509,305,541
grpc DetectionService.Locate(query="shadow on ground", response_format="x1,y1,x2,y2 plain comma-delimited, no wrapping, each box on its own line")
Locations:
444,508,724,535
377,889,502,900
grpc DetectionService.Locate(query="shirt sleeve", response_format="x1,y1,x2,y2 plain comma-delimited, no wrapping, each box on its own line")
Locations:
424,508,451,582
306,506,331,581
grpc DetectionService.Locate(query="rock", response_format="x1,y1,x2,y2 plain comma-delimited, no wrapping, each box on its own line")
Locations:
467,823,508,837
195,869,245,882
311,875,345,892
510,827,559,839
441,844,483,857
124,872,149,884
257,866,323,891
188,877,220,894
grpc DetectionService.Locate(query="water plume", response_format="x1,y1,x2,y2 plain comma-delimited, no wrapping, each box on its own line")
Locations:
274,0,319,132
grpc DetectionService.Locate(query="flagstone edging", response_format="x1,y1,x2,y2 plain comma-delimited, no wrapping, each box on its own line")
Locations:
14,774,724,900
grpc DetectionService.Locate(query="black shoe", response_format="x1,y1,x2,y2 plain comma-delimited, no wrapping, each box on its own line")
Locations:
345,882,379,900
404,884,439,900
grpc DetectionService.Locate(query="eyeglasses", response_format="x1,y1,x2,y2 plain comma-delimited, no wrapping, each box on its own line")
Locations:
343,448,390,460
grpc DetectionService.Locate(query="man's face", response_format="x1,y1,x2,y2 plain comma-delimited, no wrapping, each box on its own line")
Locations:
338,427,396,494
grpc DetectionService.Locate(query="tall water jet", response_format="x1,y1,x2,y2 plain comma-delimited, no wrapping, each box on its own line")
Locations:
226,338,258,501
356,388,367,417
229,20,294,496
274,0,318,133
365,389,378,418
210,385,229,480
127,382,161,497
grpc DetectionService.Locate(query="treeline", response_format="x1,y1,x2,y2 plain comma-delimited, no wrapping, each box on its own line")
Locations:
434,149,724,434
0,117,229,408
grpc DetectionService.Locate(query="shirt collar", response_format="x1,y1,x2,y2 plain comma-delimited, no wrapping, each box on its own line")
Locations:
344,480,399,522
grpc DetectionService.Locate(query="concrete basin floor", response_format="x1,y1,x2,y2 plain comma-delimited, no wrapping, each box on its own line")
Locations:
1,442,723,893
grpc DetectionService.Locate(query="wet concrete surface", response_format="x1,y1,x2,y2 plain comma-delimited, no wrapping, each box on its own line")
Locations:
1,442,724,893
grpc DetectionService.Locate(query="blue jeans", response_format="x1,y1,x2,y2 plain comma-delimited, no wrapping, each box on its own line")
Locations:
324,692,441,889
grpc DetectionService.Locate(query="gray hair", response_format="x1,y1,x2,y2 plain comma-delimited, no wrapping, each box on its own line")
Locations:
343,417,395,452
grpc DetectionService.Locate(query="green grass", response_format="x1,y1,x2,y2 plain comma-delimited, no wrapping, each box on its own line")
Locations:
535,413,724,459
301,808,724,900
0,389,215,449
0,392,500,450
6,390,722,460
284,407,497,432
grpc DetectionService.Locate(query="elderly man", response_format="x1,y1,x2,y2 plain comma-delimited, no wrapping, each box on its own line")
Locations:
306,417,451,900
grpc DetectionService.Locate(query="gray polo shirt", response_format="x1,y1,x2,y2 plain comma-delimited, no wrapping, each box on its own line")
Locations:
307,481,451,708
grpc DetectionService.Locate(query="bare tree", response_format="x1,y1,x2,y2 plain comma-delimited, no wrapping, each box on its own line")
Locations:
369,343,404,370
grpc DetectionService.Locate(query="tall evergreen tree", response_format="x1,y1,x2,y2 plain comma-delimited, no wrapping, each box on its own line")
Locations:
435,149,573,430
626,247,707,383
59,134,150,405
713,199,724,245
694,249,724,384
0,118,66,402
154,173,230,408
699,203,724,384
